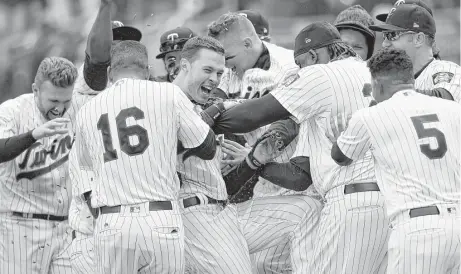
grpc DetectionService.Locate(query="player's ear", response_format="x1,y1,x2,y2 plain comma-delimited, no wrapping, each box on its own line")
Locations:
31,83,38,95
243,37,253,49
180,58,190,72
308,50,318,64
413,32,426,48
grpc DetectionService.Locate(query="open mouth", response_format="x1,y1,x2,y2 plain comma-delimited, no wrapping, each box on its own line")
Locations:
200,85,213,95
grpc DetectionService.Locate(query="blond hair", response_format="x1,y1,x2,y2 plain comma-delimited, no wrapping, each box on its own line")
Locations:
34,57,78,88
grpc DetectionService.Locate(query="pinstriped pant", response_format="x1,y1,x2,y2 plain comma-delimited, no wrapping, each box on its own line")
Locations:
181,201,253,274
310,188,389,274
94,202,184,274
70,232,95,274
388,204,460,274
0,213,73,274
238,195,322,274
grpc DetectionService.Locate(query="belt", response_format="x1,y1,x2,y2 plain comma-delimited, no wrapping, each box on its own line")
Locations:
72,230,76,240
97,201,173,218
344,182,380,194
409,206,440,218
12,212,68,221
182,196,227,209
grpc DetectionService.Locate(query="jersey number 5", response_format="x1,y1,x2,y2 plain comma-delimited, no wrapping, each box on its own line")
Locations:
410,114,447,159
97,107,149,162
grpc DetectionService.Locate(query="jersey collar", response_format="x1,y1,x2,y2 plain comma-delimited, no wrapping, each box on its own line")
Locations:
414,58,434,79
252,43,271,70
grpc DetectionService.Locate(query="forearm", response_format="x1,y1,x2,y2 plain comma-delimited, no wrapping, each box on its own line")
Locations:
86,2,112,64
183,130,217,161
0,131,36,163
203,95,290,134
223,158,260,196
416,88,454,101
260,156,312,191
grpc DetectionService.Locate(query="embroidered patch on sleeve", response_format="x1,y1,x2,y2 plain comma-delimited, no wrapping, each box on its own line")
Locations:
281,73,300,87
432,72,454,85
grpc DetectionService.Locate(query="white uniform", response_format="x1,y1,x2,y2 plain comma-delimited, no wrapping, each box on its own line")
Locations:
0,94,74,274
337,90,461,274
69,78,210,274
177,104,252,274
222,49,322,273
415,59,461,103
67,64,101,274
272,57,389,274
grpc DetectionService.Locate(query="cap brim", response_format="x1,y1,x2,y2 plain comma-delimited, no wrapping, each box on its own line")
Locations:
112,26,142,42
376,13,388,22
155,49,182,59
369,23,407,32
335,23,375,38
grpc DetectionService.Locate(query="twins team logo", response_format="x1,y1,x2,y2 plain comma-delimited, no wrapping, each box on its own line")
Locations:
16,134,75,180
432,72,454,85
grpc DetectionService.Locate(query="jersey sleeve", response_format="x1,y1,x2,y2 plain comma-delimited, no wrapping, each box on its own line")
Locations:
0,98,19,138
69,111,95,196
431,62,461,103
336,110,371,160
174,87,210,148
271,66,333,123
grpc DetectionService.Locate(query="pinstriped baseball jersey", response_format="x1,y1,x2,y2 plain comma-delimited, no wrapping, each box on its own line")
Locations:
68,65,100,234
177,104,227,201
272,57,376,196
337,90,461,220
71,78,210,207
218,42,299,98
415,59,461,103
0,94,74,215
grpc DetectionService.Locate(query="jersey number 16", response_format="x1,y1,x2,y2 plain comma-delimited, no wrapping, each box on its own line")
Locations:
97,107,150,162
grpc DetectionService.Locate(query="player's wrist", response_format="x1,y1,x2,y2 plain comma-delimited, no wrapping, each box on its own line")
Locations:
31,128,41,140
200,102,225,127
246,152,263,170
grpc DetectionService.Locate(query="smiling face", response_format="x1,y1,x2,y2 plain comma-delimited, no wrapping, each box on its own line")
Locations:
339,29,369,60
220,36,254,76
163,51,182,81
183,48,225,104
33,80,73,120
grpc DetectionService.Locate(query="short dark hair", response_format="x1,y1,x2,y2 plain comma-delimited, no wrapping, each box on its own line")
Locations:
34,57,78,88
181,36,225,61
367,49,414,84
110,41,148,72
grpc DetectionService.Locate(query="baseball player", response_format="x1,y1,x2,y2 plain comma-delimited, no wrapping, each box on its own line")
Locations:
207,14,322,274
154,27,196,83
332,48,460,274
375,0,441,59
168,36,253,273
334,5,376,60
208,12,299,99
69,40,216,274
67,1,143,273
202,22,390,274
237,10,271,42
0,57,78,274
371,3,461,102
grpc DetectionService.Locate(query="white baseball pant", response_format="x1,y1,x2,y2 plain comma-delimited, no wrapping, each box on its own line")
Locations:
70,231,95,274
94,201,184,274
0,212,73,274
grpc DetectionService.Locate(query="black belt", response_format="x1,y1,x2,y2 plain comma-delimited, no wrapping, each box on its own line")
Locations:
344,183,380,194
96,201,173,218
409,206,441,218
72,230,76,240
12,212,68,221
182,196,227,209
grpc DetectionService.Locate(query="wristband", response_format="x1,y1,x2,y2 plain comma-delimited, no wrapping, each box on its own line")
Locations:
201,102,225,125
246,152,263,170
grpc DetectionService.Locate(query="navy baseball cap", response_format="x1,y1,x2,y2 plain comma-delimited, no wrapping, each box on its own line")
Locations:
370,4,436,35
238,10,270,39
376,0,433,22
112,26,142,41
294,22,342,58
156,27,196,59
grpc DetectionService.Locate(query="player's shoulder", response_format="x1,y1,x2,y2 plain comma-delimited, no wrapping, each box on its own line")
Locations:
0,93,34,113
427,59,460,82
265,42,298,69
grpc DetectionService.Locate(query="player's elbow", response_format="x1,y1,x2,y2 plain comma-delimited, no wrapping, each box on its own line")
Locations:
331,143,353,166
182,130,217,161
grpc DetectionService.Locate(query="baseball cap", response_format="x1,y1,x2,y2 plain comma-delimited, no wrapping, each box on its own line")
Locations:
376,0,433,22
112,26,142,41
155,27,196,59
294,22,342,58
237,10,270,39
370,4,436,35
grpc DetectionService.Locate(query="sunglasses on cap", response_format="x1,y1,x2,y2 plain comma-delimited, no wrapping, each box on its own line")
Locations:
383,31,417,41
158,38,189,54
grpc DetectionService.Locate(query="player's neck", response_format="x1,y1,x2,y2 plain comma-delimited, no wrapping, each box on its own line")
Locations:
249,41,264,68
413,51,434,76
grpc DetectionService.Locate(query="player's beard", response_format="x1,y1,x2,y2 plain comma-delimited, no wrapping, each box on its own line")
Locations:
167,66,180,81
46,107,66,120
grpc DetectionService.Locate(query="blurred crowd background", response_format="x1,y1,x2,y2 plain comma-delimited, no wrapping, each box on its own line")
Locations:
0,0,459,104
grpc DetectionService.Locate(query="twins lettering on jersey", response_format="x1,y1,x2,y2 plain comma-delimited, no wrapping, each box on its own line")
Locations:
16,134,74,180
